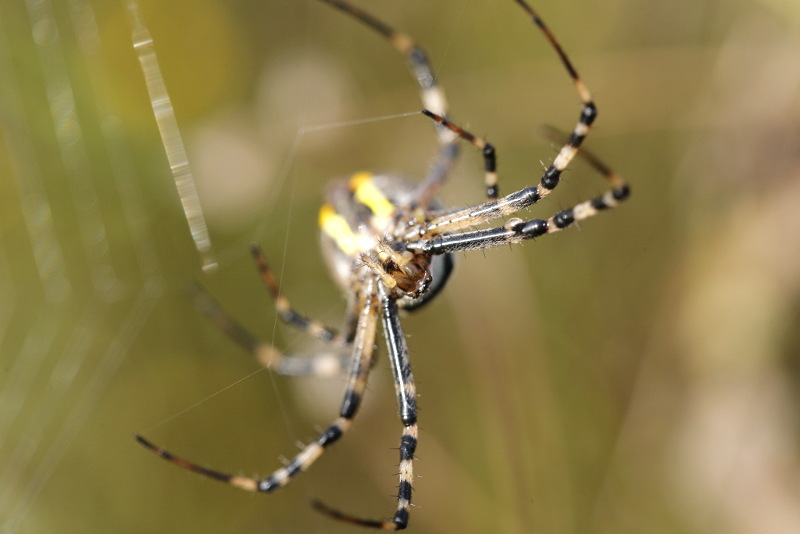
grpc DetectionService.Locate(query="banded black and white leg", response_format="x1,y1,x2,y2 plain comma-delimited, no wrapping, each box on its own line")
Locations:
414,0,598,214
135,278,381,496
406,182,629,255
313,284,419,530
405,0,604,239
514,0,598,198
184,242,355,377
318,0,509,203
415,109,628,243
250,243,350,345
404,119,629,254
187,281,352,377
319,0,449,131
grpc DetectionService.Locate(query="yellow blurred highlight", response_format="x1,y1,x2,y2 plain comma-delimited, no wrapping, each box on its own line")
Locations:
98,0,250,128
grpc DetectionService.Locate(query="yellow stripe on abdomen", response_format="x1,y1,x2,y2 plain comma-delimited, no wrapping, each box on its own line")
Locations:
350,172,395,220
319,204,360,255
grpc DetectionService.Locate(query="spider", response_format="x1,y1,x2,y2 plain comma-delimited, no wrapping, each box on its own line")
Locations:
135,0,630,529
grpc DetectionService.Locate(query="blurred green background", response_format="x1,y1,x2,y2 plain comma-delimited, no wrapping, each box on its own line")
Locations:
2,0,800,533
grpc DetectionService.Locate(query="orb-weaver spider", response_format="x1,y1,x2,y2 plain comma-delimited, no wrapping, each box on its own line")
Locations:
136,0,630,529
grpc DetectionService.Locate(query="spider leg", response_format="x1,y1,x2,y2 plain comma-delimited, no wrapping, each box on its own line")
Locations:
408,112,548,237
514,0,598,196
414,111,528,237
407,179,630,255
319,0,507,202
188,282,350,377
422,110,498,199
411,140,461,208
250,243,348,344
318,0,450,130
313,285,419,530
406,1,601,237
409,117,629,253
538,123,628,193
186,242,357,377
135,279,380,494
407,110,628,240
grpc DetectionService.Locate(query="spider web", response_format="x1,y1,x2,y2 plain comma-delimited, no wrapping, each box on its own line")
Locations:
0,1,166,531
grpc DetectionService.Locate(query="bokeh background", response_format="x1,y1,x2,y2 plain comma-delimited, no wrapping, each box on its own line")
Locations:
1,0,799,533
